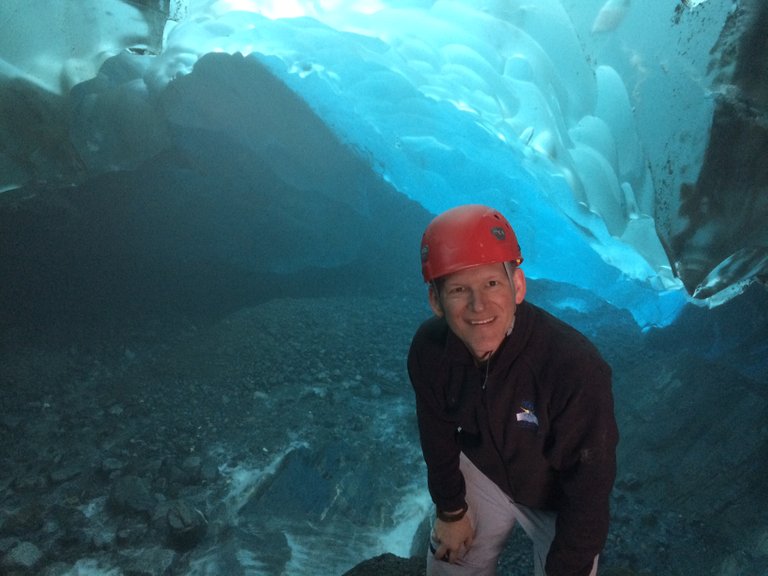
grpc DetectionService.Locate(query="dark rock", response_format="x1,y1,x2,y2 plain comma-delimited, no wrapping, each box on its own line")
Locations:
0,415,23,431
40,561,72,576
49,464,82,484
219,528,291,574
0,538,18,554
342,553,424,576
615,473,642,492
12,473,47,492
241,443,396,526
118,546,176,576
48,505,88,548
108,475,157,516
165,500,207,551
3,504,45,536
1,541,43,572
199,459,219,484
116,521,152,546
100,457,126,476
158,459,188,489
181,455,201,474
90,520,118,549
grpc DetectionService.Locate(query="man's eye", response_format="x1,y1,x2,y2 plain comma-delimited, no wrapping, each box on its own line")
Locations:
447,286,465,295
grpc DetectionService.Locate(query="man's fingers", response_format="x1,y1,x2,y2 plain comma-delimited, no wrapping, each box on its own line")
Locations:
435,542,471,564
435,542,461,563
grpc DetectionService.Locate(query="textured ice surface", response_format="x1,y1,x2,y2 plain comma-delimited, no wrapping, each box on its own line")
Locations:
1,0,763,326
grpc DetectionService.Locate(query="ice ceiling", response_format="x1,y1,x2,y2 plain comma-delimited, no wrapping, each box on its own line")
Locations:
1,0,766,328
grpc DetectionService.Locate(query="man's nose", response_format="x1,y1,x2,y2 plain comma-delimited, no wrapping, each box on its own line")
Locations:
469,289,487,311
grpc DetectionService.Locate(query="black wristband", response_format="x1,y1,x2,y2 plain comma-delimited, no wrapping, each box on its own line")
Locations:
437,503,468,522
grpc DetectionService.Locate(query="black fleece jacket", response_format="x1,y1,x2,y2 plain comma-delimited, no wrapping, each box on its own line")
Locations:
408,300,618,576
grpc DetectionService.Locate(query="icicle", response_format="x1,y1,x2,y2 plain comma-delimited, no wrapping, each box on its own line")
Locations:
591,0,631,33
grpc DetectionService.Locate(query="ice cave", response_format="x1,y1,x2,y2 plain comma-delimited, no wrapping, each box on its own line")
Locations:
0,0,766,575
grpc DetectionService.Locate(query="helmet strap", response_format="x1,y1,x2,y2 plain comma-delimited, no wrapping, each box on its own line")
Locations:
503,261,517,287
503,261,518,336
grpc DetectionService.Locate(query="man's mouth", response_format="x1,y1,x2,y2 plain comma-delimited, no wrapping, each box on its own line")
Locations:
469,317,495,325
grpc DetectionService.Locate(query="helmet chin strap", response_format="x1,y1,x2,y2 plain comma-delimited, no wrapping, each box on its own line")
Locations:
503,261,518,337
503,260,517,287
506,317,516,337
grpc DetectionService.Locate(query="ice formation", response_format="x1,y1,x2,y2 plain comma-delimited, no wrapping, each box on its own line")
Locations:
1,0,765,328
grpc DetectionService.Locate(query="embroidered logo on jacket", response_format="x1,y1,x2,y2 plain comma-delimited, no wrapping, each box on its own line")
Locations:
516,401,539,429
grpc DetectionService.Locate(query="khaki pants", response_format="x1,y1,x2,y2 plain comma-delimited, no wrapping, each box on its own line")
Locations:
427,453,598,576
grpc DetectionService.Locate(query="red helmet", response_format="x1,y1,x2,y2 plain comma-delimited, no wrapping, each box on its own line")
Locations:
420,205,523,282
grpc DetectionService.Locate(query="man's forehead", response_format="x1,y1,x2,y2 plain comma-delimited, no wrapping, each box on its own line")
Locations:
443,262,509,283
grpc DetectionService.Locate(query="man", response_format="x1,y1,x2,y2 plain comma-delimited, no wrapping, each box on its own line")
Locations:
408,204,618,576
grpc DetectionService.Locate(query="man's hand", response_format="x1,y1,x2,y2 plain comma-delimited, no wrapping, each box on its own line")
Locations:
433,513,474,564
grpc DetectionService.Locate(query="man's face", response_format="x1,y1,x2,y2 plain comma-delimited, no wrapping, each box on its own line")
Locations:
429,262,526,360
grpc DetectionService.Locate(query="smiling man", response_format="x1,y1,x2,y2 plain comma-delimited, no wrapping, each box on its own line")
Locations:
408,205,618,576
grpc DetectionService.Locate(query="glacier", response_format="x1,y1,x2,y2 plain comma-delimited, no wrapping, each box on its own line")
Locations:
1,0,766,327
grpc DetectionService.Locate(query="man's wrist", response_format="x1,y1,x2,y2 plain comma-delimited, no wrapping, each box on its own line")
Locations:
437,502,468,522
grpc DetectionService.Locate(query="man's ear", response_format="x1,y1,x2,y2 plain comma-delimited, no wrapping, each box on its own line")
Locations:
428,285,444,318
513,267,527,304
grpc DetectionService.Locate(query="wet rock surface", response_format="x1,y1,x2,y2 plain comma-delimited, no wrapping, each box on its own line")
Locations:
1,289,767,575
0,296,430,575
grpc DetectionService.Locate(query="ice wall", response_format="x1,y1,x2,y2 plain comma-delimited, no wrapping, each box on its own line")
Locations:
141,0,690,327
0,0,175,94
1,0,764,327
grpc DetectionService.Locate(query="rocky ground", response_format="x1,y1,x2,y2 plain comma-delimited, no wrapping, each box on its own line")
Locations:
1,288,767,576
